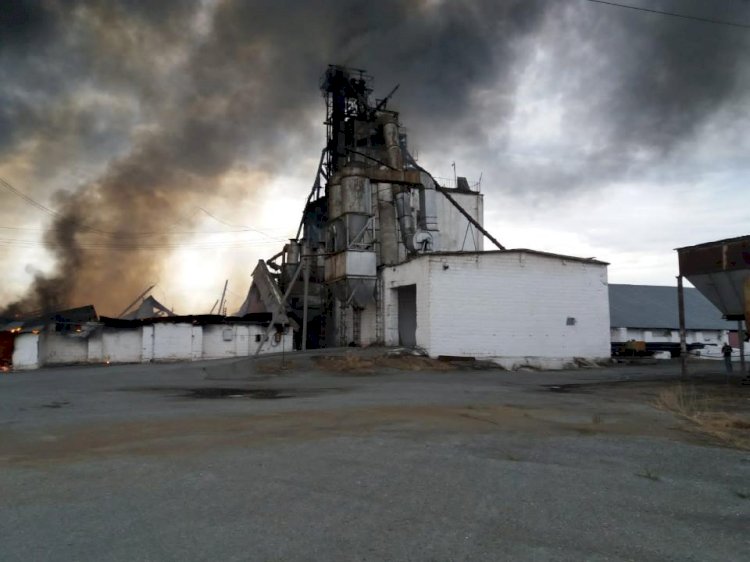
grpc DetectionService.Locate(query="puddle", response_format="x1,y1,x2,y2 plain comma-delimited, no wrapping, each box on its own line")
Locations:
121,386,348,400
541,384,590,394
40,401,71,409
185,388,291,400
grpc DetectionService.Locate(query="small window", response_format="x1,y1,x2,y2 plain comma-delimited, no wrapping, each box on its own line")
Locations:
255,334,262,342
566,317,577,326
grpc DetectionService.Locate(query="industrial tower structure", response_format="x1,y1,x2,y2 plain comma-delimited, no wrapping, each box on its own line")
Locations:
240,65,611,368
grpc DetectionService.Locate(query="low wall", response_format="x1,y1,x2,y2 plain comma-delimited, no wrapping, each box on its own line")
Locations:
11,322,292,370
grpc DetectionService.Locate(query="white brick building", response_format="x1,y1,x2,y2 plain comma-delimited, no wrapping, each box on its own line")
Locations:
367,250,609,369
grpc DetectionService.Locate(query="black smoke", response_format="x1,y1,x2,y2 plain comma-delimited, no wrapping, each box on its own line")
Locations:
1,0,748,314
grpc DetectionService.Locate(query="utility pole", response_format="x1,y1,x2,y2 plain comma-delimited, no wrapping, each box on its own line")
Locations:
739,320,747,376
677,275,688,379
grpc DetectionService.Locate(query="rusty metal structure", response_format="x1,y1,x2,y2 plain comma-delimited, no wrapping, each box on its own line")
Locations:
243,65,497,350
677,236,750,320
676,235,750,376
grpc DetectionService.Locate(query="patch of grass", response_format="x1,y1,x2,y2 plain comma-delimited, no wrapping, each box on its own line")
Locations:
255,361,297,374
635,468,661,482
313,355,377,374
734,490,750,500
654,384,750,451
313,353,455,374
506,453,522,462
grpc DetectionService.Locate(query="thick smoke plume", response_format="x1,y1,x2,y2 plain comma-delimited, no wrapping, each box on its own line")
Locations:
1,0,748,315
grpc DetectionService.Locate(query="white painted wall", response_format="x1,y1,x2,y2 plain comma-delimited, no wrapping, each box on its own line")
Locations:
10,322,295,370
191,326,203,361
88,330,104,363
40,332,89,365
203,325,238,359
382,258,431,349
383,251,610,368
141,325,154,362
152,323,195,361
103,329,142,363
12,333,39,370
611,327,727,346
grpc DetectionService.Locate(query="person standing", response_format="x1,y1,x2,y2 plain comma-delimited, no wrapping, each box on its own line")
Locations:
722,342,733,374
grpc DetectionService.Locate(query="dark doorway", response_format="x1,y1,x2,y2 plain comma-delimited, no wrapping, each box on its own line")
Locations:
397,284,417,347
0,331,14,369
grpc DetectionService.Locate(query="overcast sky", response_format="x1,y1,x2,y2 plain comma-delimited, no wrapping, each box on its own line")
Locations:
1,0,749,315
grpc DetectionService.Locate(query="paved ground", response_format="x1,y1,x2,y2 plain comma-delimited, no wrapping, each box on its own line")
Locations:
1,352,748,561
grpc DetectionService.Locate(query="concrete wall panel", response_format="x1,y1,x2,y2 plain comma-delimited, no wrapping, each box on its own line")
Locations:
152,324,193,361
203,325,237,359
103,329,142,363
40,333,89,365
12,333,39,370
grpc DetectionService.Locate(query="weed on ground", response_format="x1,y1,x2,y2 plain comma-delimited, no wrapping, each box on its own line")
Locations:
654,384,750,450
313,354,455,374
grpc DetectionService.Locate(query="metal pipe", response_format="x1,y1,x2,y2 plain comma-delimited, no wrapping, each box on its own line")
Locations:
295,148,327,240
383,119,403,170
302,256,310,351
377,184,399,265
393,189,415,252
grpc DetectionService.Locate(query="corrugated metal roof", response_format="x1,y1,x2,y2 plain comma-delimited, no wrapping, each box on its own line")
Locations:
609,284,735,330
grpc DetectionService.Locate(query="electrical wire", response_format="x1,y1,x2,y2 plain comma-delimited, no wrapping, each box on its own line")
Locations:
0,238,286,251
582,0,750,29
0,225,285,236
1,177,286,240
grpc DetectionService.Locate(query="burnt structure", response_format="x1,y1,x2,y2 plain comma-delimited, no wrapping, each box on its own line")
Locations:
242,66,492,349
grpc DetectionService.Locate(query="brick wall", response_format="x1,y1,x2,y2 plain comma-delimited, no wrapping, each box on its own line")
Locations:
382,251,610,364
426,252,609,359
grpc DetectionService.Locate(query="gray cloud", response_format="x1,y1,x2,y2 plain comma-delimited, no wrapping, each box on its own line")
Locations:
1,0,749,315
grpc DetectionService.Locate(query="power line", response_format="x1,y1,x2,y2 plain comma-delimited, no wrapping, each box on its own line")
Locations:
0,237,287,251
0,177,60,217
0,225,289,236
582,0,750,29
1,177,284,240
